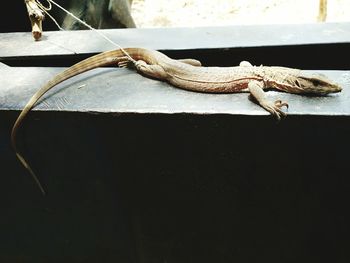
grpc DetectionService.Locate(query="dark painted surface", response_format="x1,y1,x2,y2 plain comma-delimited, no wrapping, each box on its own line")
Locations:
1,44,350,70
1,67,349,115
1,24,349,70
1,23,349,58
1,112,350,262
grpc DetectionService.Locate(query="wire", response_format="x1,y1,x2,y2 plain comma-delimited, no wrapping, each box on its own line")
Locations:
34,0,135,62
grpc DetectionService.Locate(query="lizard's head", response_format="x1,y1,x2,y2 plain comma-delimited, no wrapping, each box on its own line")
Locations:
294,73,342,95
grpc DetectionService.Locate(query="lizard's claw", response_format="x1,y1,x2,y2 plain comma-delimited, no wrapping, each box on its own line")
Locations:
116,56,134,68
261,99,288,121
118,61,129,68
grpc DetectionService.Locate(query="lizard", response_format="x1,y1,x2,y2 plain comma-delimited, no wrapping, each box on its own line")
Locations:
11,47,342,194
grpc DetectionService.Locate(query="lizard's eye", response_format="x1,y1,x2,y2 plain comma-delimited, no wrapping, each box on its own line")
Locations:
311,79,321,86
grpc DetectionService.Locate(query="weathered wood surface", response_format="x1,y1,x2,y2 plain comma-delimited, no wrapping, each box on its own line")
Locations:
0,66,349,116
1,23,349,58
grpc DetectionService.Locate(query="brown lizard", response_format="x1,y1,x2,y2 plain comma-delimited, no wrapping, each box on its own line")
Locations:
11,47,342,194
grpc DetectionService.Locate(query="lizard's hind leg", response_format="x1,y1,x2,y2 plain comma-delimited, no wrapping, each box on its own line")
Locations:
177,59,202,66
116,57,168,79
133,60,168,79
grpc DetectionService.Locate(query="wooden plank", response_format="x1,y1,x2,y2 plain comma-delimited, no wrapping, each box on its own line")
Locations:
0,66,349,116
1,23,349,59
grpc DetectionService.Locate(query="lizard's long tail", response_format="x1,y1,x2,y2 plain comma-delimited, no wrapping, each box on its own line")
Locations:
11,48,137,195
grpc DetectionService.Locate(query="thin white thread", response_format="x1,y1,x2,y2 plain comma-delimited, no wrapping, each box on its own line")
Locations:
35,0,135,62
35,0,51,10
34,0,64,31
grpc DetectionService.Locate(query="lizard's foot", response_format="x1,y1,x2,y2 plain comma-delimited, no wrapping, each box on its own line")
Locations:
261,99,288,120
116,56,133,68
116,56,150,71
117,57,149,72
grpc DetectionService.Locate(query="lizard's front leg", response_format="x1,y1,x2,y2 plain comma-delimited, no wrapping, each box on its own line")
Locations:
248,80,288,120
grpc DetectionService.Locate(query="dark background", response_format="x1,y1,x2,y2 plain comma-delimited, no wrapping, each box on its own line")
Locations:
1,112,349,263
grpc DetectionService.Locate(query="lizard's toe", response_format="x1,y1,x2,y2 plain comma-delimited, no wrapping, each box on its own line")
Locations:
262,101,287,121
117,61,129,68
116,56,134,68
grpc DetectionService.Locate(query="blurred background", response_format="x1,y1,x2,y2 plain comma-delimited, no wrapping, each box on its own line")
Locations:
131,0,350,27
2,0,349,33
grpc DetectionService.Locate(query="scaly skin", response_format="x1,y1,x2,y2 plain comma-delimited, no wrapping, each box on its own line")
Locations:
11,47,342,194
